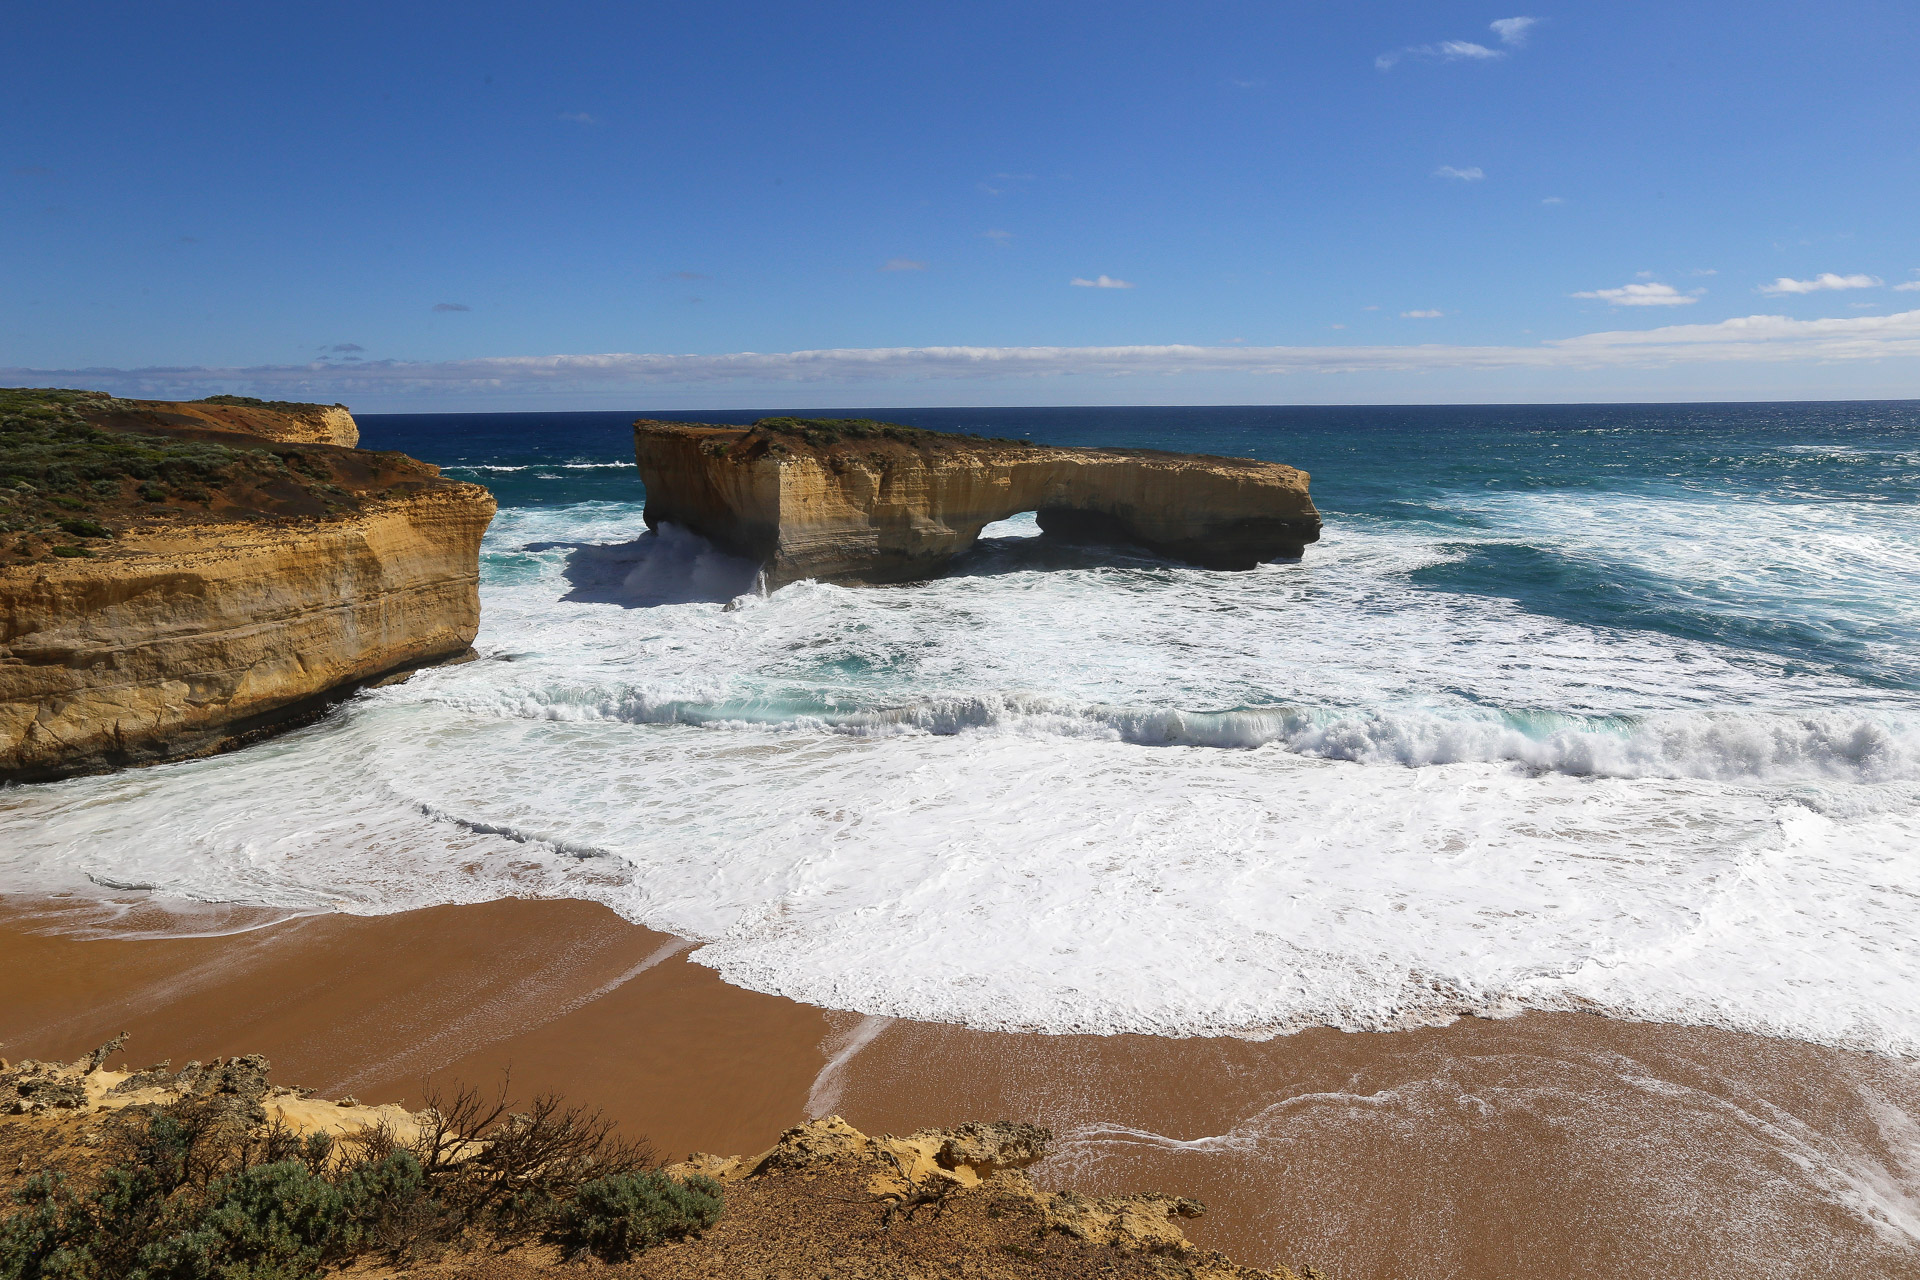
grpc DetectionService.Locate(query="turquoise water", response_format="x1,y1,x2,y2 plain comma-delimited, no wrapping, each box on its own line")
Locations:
5,402,1920,1051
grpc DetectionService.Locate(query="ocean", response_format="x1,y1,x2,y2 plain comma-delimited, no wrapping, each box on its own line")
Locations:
6,402,1919,1053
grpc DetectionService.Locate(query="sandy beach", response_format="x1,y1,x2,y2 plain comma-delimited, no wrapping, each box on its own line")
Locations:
7,894,1916,1279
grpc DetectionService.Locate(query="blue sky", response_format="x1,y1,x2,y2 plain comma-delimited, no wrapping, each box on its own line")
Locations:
4,0,1919,409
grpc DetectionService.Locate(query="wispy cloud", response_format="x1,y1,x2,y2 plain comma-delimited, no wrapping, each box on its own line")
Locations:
981,229,1014,246
1541,196,1565,205
881,258,927,272
432,303,471,312
557,111,599,125
1490,16,1537,45
27,312,1920,401
322,343,366,353
1894,280,1920,292
1401,309,1445,318
1072,275,1135,289
667,270,709,281
1377,40,1502,70
1435,165,1484,181
1758,273,1883,295
1572,282,1703,307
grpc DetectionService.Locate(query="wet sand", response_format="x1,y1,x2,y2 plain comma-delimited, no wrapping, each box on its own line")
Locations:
6,894,1918,1279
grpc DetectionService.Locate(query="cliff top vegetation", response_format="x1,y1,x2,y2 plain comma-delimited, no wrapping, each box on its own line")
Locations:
0,387,441,566
194,394,350,413
0,1047,716,1280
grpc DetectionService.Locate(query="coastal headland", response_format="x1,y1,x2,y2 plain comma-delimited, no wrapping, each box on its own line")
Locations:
0,389,495,781
634,417,1322,587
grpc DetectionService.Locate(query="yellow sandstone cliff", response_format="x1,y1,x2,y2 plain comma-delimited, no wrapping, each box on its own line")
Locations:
0,391,493,782
634,417,1321,587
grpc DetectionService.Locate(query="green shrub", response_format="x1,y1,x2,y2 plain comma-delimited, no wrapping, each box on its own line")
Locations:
0,1174,88,1280
50,546,92,558
135,1162,349,1280
550,1171,721,1261
139,484,166,503
59,520,109,539
0,1078,686,1280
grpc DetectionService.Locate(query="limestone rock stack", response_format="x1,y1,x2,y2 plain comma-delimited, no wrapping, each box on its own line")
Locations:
634,417,1322,587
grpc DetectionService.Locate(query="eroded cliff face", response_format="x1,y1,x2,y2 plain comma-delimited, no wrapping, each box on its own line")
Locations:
0,389,492,782
0,485,492,781
634,418,1322,586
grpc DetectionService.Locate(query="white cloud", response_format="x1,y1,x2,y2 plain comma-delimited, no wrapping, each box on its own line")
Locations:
1541,196,1565,205
1891,280,1920,292
29,312,1920,401
981,229,1014,246
1690,268,1718,276
881,258,927,272
1435,165,1484,181
1571,282,1702,307
1071,275,1135,289
557,111,599,125
1401,309,1445,318
1377,40,1503,69
1490,17,1536,45
1758,273,1883,295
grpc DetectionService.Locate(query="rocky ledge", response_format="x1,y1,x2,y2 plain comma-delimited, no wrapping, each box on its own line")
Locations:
0,388,494,782
0,1044,1321,1279
635,417,1321,587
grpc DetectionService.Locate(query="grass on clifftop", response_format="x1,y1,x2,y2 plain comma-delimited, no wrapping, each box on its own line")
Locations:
193,395,347,414
0,388,405,564
743,416,1034,451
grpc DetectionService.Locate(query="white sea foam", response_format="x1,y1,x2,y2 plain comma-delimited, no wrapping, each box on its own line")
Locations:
4,486,1919,1054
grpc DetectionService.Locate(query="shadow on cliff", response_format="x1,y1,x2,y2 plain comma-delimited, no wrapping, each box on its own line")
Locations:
528,524,761,608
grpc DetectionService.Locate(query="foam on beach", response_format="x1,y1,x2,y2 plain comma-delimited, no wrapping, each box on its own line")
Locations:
5,469,1920,1055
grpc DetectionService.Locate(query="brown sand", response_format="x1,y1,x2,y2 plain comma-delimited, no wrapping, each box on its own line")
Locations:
6,894,1919,1279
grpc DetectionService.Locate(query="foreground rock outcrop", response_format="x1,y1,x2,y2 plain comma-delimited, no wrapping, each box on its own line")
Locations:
0,1044,1320,1280
0,388,493,782
635,417,1321,587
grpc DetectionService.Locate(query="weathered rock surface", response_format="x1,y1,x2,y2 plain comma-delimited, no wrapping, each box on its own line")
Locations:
634,418,1322,587
113,396,361,447
655,1115,1311,1278
0,395,493,782
0,485,492,781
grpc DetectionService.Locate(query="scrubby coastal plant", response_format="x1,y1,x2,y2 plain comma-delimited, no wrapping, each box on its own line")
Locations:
551,1169,722,1261
0,1076,711,1280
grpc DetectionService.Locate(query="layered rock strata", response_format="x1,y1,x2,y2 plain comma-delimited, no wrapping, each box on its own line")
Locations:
634,418,1321,587
0,392,492,782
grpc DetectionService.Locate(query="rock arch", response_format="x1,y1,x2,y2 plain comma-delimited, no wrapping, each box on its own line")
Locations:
633,418,1322,587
